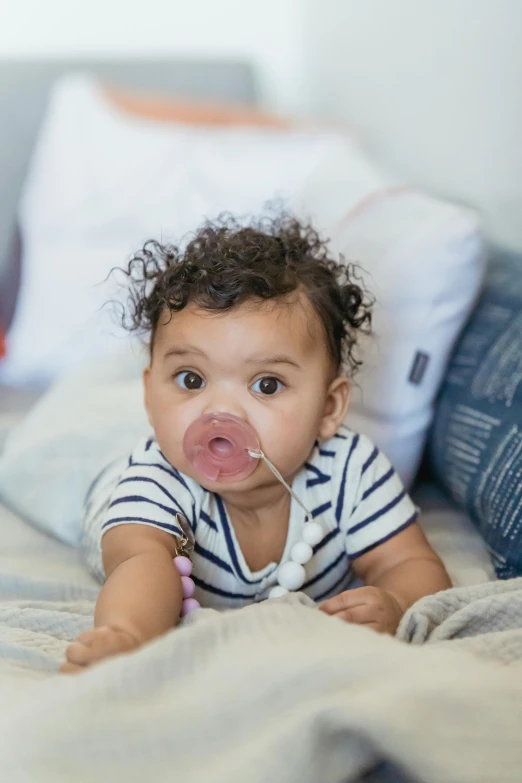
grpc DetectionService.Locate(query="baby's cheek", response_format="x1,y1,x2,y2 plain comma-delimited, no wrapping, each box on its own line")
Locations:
153,425,184,468
264,427,315,476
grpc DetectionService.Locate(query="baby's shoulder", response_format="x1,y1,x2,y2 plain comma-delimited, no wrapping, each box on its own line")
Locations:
126,436,203,500
308,426,379,481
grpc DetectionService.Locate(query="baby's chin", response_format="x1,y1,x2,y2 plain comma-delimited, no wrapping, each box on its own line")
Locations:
192,461,284,496
194,466,266,494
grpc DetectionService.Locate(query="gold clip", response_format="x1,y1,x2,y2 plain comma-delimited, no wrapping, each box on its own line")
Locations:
175,513,195,557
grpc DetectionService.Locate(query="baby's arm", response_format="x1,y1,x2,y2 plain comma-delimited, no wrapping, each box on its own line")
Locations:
353,521,451,608
321,522,451,634
62,525,182,673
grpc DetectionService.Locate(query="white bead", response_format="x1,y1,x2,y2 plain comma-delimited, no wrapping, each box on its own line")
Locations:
290,542,313,565
277,561,306,591
301,521,324,547
268,585,289,599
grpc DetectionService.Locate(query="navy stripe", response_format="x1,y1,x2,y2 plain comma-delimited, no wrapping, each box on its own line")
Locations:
334,433,348,440
108,495,180,518
194,541,233,574
200,509,218,531
303,550,345,590
131,460,180,481
361,466,395,502
318,449,335,457
306,475,331,488
215,496,265,585
305,463,331,487
101,517,182,536
171,469,193,496
335,434,359,523
168,471,197,530
145,438,153,451
311,501,332,519
305,463,330,480
118,476,183,512
347,513,417,559
192,574,252,600
347,489,406,535
361,446,378,475
313,526,339,554
158,449,168,461
313,568,351,602
128,463,197,530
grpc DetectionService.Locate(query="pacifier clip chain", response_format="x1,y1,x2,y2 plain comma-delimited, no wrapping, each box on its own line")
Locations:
248,448,325,598
178,410,327,609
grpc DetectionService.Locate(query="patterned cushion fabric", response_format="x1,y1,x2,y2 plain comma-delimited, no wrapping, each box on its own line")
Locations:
429,251,522,578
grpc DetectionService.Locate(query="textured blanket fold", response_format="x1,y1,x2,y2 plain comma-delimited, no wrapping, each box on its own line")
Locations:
1,574,522,783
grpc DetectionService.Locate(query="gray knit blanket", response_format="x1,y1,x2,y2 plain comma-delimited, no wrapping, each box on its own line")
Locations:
0,572,521,783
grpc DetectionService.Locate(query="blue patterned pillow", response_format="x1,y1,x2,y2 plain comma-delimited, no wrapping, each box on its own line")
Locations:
429,251,522,578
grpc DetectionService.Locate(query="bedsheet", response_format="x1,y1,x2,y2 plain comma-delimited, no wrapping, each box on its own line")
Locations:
0,383,42,452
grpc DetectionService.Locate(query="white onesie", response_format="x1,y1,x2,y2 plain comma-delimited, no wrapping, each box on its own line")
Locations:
82,426,417,608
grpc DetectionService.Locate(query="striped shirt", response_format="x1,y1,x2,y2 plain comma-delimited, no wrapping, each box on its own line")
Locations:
82,427,417,609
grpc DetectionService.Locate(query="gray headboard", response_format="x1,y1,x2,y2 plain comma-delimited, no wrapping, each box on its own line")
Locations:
0,58,258,328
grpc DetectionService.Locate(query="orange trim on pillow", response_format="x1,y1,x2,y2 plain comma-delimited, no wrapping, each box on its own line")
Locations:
102,86,292,129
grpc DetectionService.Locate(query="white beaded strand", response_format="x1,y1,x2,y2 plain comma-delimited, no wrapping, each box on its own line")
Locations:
301,522,324,547
248,448,324,598
290,542,313,564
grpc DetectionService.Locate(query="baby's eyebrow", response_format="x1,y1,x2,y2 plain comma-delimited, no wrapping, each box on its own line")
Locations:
246,355,301,369
163,345,208,360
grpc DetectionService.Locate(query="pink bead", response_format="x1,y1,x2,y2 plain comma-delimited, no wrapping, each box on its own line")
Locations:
174,556,193,577
181,598,201,616
181,576,195,599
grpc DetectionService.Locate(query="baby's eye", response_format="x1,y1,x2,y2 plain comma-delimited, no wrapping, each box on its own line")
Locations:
251,377,284,396
175,371,205,390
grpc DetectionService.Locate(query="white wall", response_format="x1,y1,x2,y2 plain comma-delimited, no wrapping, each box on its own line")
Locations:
1,0,521,250
303,0,522,251
0,0,307,113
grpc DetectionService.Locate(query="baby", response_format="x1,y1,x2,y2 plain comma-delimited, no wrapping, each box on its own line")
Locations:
62,215,451,672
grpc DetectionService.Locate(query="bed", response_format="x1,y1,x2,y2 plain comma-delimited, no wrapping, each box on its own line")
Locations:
0,56,496,587
2,59,520,783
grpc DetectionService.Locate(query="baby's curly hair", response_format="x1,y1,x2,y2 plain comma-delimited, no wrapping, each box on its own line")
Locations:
120,214,373,375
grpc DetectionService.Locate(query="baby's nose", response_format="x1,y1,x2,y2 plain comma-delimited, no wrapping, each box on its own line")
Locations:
201,396,246,422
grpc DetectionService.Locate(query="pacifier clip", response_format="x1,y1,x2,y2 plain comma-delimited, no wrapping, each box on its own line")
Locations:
247,448,324,598
175,413,326,612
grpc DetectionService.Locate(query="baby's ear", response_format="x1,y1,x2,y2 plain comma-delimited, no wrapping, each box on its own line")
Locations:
143,366,153,427
318,377,351,441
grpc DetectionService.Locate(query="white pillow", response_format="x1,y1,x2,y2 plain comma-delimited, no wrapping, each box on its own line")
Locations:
0,74,347,387
341,197,485,486
0,72,485,498
291,147,486,484
0,345,149,545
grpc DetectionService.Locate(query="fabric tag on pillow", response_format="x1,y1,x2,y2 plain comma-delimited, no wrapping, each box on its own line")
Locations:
408,351,429,385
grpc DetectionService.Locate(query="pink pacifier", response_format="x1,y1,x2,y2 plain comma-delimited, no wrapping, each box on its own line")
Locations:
183,413,261,483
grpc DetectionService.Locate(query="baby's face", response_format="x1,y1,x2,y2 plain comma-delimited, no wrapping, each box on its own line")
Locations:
143,294,350,492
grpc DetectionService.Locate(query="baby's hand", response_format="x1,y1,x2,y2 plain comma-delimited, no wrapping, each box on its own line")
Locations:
320,586,405,635
60,626,140,674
